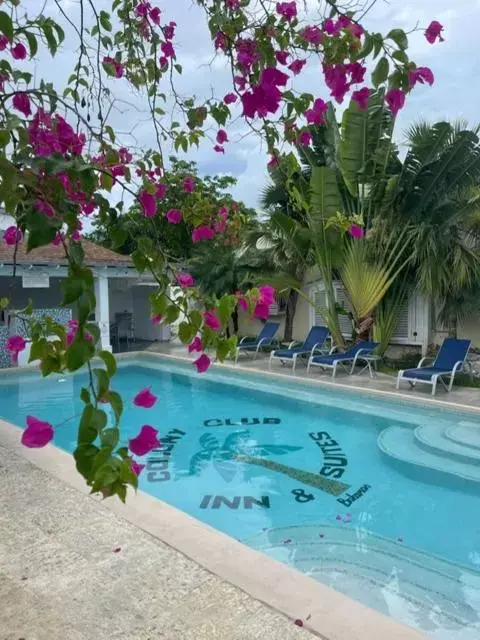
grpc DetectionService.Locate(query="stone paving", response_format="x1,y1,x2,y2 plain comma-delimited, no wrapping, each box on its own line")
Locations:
0,444,313,640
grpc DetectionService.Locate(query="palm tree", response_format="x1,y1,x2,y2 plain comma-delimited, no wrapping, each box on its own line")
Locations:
186,430,350,497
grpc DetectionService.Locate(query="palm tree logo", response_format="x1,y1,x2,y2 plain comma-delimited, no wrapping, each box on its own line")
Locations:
187,431,350,497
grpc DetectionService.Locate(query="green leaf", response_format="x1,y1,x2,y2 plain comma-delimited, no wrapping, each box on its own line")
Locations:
53,22,65,44
178,321,195,344
24,31,38,58
189,309,202,331
216,338,233,362
217,295,236,325
42,22,57,55
0,130,9,147
66,338,93,371
101,171,114,191
0,11,13,39
94,368,110,398
0,297,9,309
105,125,115,142
100,10,112,31
371,33,384,58
358,33,373,59
149,291,168,316
98,350,116,377
74,443,100,479
387,28,408,50
28,339,47,363
391,50,409,64
131,250,147,273
61,277,84,304
25,210,57,250
105,390,123,425
78,405,106,445
165,304,180,324
310,166,342,219
101,428,119,448
80,387,91,404
372,57,389,88
174,63,182,74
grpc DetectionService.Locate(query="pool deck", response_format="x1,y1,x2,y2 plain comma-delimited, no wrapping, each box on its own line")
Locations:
140,342,480,411
2,347,478,640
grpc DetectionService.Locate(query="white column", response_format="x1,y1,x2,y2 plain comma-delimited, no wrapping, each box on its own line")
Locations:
94,273,111,352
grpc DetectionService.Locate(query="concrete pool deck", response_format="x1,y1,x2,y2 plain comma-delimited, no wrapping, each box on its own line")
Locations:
1,349,478,639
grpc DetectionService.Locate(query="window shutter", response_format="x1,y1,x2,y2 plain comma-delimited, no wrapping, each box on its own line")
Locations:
391,298,410,339
313,289,328,325
335,285,354,336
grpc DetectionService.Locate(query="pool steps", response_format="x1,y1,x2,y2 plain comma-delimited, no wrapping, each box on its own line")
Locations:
378,423,480,484
245,524,480,634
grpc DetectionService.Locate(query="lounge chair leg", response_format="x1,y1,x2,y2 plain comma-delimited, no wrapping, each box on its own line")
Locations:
332,362,337,378
235,348,239,364
292,354,297,374
307,359,312,376
432,377,437,396
269,353,273,371
396,373,401,390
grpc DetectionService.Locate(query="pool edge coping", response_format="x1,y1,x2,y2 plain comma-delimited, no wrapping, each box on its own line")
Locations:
0,417,427,640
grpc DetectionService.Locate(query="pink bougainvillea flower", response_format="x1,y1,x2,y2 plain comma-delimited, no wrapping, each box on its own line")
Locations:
193,353,211,373
261,67,289,87
35,199,55,217
133,387,158,408
135,1,151,17
323,18,339,36
259,285,275,306
149,6,161,24
6,335,26,366
215,31,227,51
294,620,304,628
337,15,351,29
275,50,290,65
166,208,182,224
352,87,370,110
218,205,229,220
129,425,160,456
425,20,444,44
385,88,406,116
0,35,8,51
301,25,323,45
216,129,228,144
161,41,175,58
346,62,366,85
11,42,27,60
192,225,215,243
267,155,280,169
323,64,349,103
12,92,31,117
214,144,225,154
177,272,194,288
305,98,328,125
139,189,157,217
237,294,248,312
234,75,247,91
52,232,63,247
241,66,288,119
288,59,306,76
408,66,434,89
188,336,203,353
103,56,124,78
183,176,195,192
224,92,237,105
214,219,226,233
151,314,163,324
254,303,270,320
236,38,259,70
164,21,176,40
204,310,221,332
349,224,365,238
3,226,22,246
348,23,364,39
21,415,54,448
131,460,146,476
298,130,312,146
276,1,297,22
155,182,167,200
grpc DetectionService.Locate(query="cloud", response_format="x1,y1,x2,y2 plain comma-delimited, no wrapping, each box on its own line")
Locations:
18,0,479,212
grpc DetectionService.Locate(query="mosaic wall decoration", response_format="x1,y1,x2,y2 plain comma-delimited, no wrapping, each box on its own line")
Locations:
0,307,72,369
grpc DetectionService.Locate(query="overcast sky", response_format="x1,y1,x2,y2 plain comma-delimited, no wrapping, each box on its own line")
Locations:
23,0,480,211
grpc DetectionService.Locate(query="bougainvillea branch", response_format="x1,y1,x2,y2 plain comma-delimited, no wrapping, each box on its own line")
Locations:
0,0,443,500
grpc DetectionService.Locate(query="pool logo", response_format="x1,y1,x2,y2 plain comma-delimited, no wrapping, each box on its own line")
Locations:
203,417,281,427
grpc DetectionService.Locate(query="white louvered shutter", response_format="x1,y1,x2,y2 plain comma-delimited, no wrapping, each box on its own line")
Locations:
391,298,410,340
313,289,328,325
335,286,354,336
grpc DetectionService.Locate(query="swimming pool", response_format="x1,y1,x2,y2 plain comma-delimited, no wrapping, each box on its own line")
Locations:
1,355,480,638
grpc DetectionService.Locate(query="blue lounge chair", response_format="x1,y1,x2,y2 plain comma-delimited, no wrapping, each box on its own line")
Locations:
396,338,471,396
269,325,330,373
307,340,379,378
235,322,280,363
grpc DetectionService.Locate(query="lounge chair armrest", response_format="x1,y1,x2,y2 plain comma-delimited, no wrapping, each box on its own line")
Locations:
452,360,465,374
288,340,299,349
257,337,268,347
310,342,327,357
238,336,249,345
329,345,339,354
417,356,434,368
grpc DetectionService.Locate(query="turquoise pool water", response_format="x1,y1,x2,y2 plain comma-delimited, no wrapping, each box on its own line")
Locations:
1,356,480,638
